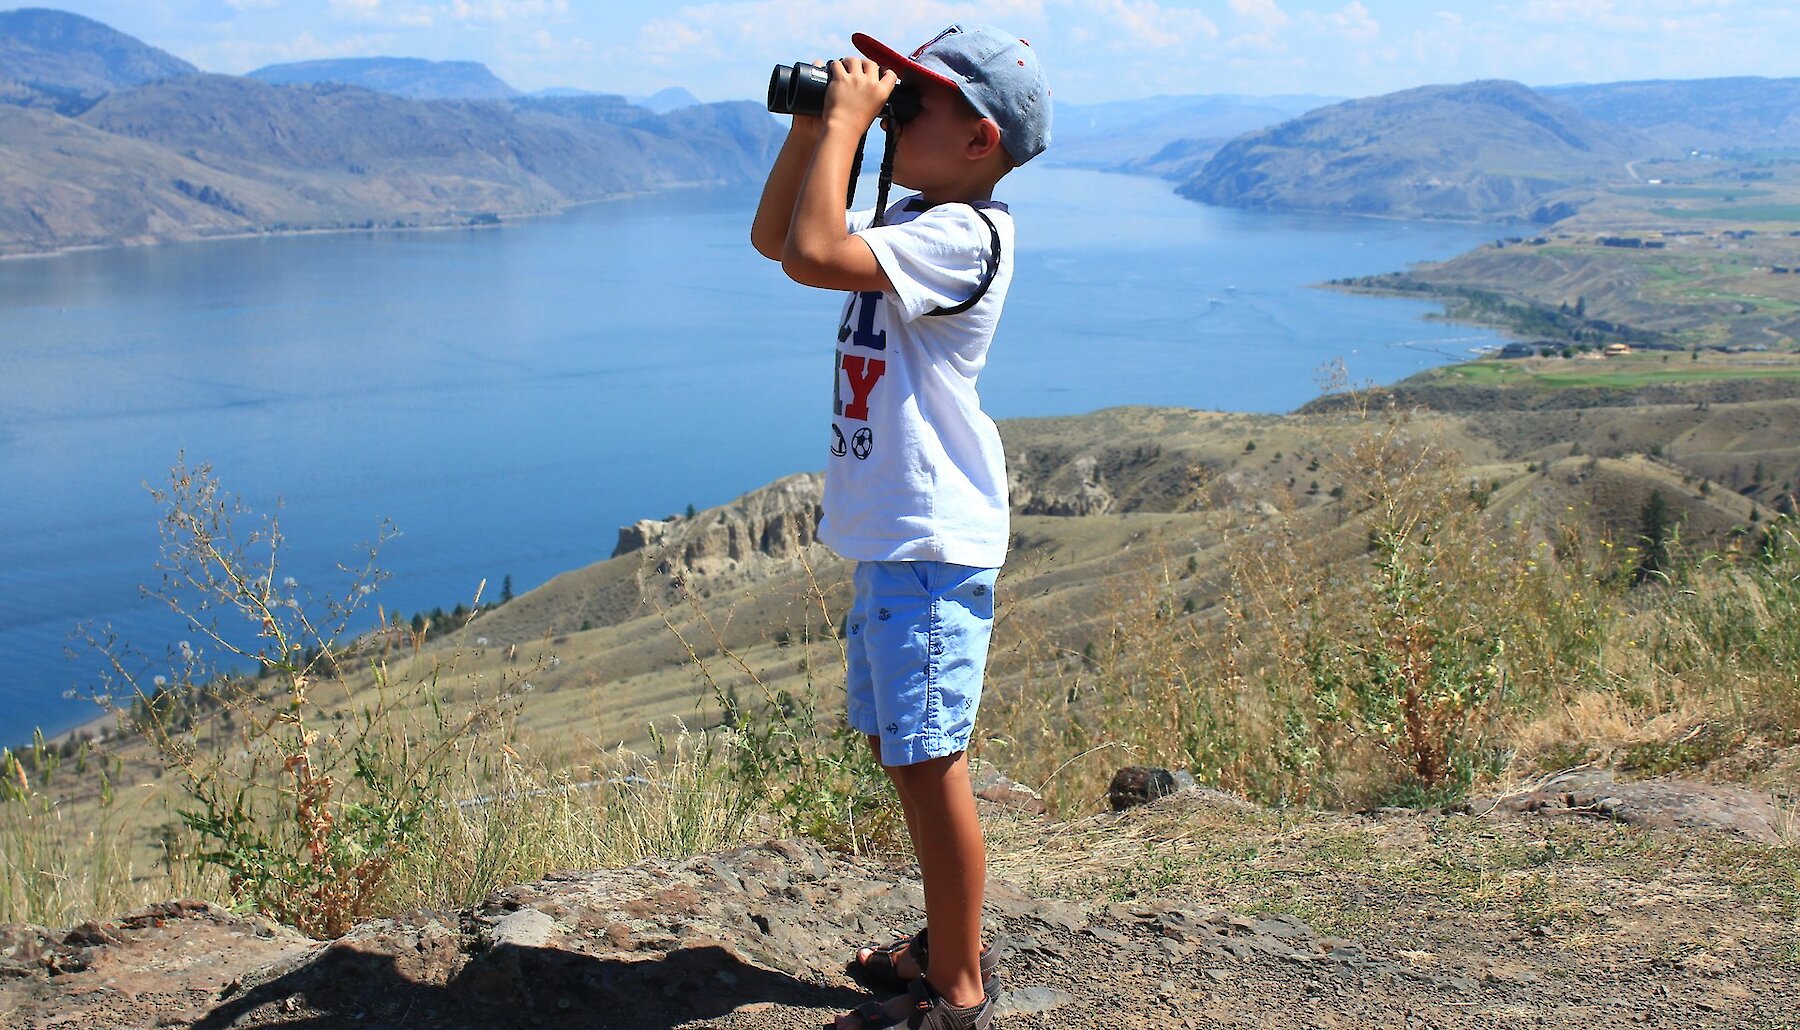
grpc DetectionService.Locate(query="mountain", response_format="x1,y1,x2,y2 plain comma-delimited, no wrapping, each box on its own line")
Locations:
0,7,195,112
0,10,783,254
248,57,520,100
1542,77,1800,154
634,86,701,113
1181,80,1663,222
3,70,782,253
1050,93,1338,174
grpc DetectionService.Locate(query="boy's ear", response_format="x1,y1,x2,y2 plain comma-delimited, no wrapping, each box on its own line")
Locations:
967,117,1002,161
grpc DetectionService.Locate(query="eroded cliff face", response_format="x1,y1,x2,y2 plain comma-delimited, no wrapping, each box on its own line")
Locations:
613,472,825,579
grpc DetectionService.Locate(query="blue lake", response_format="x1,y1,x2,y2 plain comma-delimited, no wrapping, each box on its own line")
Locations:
0,168,1509,741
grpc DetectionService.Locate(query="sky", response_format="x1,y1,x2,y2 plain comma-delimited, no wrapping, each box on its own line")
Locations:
27,0,1800,105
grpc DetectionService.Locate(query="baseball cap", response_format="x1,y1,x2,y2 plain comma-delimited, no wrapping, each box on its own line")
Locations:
852,24,1052,164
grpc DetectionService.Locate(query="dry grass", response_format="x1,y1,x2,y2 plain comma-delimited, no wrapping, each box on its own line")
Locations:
6,404,1798,937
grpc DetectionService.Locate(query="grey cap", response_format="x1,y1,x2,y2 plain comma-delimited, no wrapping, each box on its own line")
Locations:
853,24,1052,164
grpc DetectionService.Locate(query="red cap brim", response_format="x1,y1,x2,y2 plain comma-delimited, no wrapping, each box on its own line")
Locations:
851,31,960,90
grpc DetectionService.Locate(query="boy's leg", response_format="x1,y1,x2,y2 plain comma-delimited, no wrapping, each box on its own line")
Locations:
886,751,987,1007
843,560,996,1021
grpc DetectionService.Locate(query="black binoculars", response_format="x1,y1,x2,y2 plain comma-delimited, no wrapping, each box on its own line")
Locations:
766,62,922,124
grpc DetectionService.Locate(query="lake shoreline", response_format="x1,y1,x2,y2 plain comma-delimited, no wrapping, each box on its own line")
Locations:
0,181,737,263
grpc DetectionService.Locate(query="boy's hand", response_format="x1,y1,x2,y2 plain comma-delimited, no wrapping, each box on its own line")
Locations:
822,57,895,135
786,61,825,139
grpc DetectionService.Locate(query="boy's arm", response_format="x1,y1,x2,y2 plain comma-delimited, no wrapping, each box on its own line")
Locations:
750,117,820,262
781,58,894,294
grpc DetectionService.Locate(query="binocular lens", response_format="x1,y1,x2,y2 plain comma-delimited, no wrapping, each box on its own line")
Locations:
767,62,830,117
765,61,921,124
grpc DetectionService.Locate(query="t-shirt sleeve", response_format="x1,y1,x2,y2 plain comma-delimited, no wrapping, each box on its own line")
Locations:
855,206,990,323
847,208,877,234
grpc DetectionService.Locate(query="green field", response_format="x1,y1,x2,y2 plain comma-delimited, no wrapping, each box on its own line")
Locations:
1653,204,1800,222
1434,356,1800,389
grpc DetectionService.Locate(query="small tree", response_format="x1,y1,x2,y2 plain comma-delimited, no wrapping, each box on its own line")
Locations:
1636,489,1673,582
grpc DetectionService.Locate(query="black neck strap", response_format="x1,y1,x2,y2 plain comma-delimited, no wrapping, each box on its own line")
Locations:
850,121,1002,317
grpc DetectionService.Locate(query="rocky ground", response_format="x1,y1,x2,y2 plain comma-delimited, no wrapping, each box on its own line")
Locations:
4,772,1795,1030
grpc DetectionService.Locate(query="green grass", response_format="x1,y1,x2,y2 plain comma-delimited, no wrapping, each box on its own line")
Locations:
1654,205,1800,223
1433,358,1800,390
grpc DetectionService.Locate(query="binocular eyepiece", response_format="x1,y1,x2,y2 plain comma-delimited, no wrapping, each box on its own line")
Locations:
767,62,922,124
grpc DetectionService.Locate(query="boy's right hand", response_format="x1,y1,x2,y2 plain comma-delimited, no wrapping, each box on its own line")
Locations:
822,57,895,136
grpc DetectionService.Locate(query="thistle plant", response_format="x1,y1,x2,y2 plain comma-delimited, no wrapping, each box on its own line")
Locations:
88,459,505,938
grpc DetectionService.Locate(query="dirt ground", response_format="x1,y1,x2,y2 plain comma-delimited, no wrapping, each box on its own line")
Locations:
3,786,1794,1030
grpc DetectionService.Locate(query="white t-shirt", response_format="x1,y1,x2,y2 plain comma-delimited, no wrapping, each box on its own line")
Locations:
816,195,1015,569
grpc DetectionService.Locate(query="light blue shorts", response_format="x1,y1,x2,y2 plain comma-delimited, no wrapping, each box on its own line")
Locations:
845,560,998,767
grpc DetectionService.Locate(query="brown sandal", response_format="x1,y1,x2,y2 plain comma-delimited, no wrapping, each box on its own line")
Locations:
846,929,1000,994
902,976,996,1030
835,975,996,1030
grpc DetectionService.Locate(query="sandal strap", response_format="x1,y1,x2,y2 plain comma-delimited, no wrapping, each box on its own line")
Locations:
903,977,995,1030
913,928,1002,982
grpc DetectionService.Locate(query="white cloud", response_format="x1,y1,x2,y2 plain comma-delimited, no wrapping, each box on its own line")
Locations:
447,0,571,22
1314,2,1379,44
327,0,435,28
614,0,1240,99
1228,0,1290,33
1509,0,1646,31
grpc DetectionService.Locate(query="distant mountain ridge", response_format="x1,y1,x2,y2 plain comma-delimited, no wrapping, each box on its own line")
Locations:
0,9,782,255
1182,80,1664,222
249,57,520,100
1543,77,1800,153
1050,93,1340,175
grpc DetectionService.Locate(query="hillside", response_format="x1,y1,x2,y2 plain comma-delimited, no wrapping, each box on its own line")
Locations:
1181,80,1664,222
0,7,194,112
1545,76,1800,154
248,57,520,100
3,387,1796,1028
1334,225,1800,352
0,12,780,254
0,73,781,254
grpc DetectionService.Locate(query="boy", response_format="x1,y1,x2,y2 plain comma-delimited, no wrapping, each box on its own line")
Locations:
749,23,1050,1030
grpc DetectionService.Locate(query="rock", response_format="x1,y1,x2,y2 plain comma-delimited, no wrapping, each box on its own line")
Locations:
1108,766,1177,810
970,762,1049,816
489,908,560,949
998,985,1074,1016
612,474,824,580
1484,770,1785,843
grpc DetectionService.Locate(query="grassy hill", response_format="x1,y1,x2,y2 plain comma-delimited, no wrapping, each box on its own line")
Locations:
1180,80,1663,222
12,385,1793,903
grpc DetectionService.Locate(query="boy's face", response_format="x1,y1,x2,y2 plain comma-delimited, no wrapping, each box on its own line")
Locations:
886,78,1000,191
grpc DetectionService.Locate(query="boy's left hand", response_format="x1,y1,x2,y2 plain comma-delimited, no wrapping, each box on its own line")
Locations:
822,57,895,135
